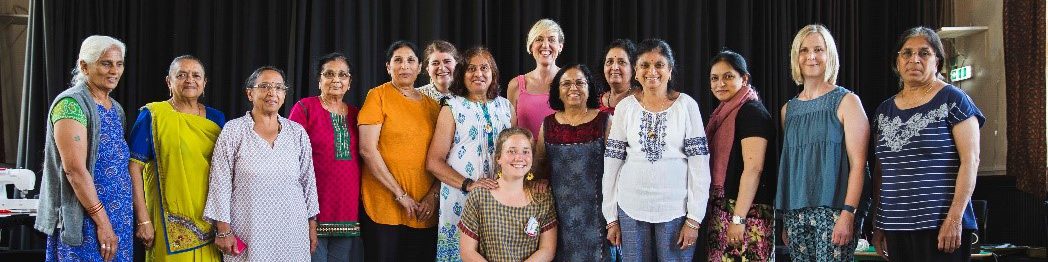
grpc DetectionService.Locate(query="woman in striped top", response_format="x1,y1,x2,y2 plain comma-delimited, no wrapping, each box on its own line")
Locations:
870,27,984,262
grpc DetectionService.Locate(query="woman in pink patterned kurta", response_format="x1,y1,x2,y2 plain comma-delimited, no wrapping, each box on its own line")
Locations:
289,53,363,262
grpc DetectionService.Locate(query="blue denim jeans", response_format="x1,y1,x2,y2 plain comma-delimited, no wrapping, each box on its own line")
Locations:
311,237,363,262
617,207,695,262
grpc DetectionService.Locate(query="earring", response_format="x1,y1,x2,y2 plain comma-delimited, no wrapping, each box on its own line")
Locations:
526,173,534,181
496,172,502,179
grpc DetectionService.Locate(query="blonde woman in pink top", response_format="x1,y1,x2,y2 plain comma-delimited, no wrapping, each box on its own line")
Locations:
507,19,564,141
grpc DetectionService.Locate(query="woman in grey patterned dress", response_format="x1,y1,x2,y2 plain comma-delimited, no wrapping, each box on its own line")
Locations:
536,64,611,261
203,66,320,262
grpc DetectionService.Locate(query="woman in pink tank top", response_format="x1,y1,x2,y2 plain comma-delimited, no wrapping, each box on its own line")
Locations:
508,19,564,137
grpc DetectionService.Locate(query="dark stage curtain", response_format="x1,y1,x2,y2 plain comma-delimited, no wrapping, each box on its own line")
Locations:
20,0,944,180
1003,0,1047,202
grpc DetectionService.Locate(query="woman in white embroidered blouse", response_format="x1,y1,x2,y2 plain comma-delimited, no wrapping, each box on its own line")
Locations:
602,39,712,261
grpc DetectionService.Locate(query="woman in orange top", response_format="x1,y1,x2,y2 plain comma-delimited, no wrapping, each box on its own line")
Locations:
358,40,441,261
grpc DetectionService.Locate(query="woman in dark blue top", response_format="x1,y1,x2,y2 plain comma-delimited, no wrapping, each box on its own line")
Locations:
870,27,985,262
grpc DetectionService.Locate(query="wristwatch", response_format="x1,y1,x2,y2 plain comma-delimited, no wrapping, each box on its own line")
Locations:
731,215,746,225
842,204,857,214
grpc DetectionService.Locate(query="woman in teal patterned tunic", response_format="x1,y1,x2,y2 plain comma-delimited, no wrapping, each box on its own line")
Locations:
776,25,869,262
37,35,133,262
426,47,513,261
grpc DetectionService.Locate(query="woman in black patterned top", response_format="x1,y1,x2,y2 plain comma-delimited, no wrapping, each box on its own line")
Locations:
458,128,558,262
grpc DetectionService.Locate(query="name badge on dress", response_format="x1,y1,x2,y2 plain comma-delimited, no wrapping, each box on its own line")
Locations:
525,217,539,237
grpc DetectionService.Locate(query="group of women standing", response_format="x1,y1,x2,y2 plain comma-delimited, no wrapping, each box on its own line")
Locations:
36,18,983,262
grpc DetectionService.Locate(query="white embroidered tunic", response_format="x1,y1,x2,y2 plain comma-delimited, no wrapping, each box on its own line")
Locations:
602,94,712,223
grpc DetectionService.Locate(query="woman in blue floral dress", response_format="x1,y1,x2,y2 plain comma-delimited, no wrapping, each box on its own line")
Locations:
37,35,134,262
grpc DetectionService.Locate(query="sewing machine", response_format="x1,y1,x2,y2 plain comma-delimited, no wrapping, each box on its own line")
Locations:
0,168,37,213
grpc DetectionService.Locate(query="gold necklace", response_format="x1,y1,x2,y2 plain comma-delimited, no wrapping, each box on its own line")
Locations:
900,85,934,108
320,96,344,115
170,100,203,116
561,110,590,126
392,83,416,97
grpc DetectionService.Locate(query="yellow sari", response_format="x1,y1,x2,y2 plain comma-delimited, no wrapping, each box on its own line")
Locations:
134,102,222,262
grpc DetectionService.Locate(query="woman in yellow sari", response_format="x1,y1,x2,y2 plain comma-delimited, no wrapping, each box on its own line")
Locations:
128,55,226,262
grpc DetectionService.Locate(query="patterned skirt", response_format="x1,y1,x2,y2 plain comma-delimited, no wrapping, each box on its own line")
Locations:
703,187,774,262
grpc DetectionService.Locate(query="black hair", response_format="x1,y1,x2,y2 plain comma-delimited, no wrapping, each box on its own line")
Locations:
167,55,206,77
448,46,501,100
710,49,750,77
605,39,637,65
891,26,947,81
386,40,419,62
549,64,601,110
315,52,352,81
635,38,678,91
243,66,287,89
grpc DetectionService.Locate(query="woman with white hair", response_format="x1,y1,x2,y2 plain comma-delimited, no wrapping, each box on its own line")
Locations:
776,24,869,262
508,19,564,140
36,35,132,262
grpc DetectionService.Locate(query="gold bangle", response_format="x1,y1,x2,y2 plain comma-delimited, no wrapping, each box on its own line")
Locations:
85,202,104,216
137,221,152,226
685,220,700,230
394,192,409,201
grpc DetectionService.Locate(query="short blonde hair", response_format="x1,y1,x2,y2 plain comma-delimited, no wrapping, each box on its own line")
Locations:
525,19,565,54
789,24,840,86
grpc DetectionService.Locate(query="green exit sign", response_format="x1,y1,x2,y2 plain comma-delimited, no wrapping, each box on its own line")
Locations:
950,65,973,82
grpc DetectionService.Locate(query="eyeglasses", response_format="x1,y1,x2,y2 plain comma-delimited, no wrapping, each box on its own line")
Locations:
321,71,351,80
174,72,204,82
251,82,289,93
898,49,935,60
560,80,588,89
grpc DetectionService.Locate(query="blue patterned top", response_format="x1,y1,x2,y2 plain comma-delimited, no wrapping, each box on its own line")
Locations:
436,96,513,261
46,103,133,262
873,85,983,231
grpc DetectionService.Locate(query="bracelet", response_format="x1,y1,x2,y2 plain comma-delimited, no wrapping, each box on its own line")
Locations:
460,178,475,193
605,221,619,229
215,230,233,238
85,202,104,216
394,192,409,202
944,217,962,225
137,221,152,226
685,220,700,230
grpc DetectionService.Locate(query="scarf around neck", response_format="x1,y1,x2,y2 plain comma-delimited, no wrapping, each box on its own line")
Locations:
705,85,759,187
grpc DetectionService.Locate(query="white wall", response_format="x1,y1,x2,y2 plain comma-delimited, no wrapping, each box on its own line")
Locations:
951,0,1008,175
1,0,29,165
